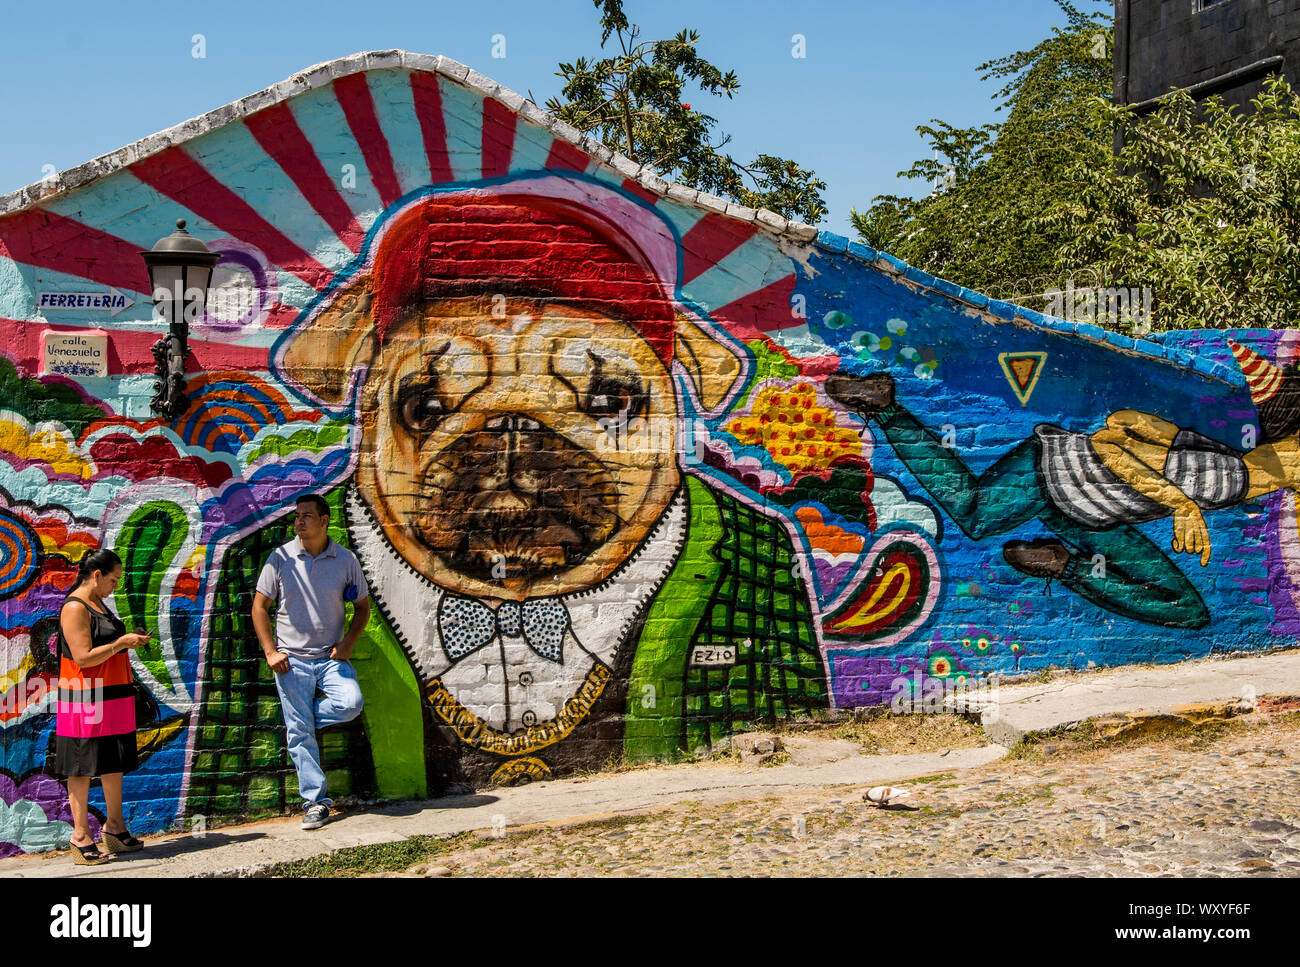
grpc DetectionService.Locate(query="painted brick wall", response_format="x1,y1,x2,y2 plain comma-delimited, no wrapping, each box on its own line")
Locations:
0,52,1292,855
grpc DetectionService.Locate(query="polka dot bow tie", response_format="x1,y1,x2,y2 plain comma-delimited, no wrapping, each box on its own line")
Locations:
438,595,569,664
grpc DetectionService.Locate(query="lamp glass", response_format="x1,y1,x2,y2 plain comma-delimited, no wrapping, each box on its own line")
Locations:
148,263,184,324
184,263,214,321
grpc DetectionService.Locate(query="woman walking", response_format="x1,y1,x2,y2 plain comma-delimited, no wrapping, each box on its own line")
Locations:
54,549,151,864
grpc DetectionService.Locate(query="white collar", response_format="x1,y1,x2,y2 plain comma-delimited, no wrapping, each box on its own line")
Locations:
344,484,688,681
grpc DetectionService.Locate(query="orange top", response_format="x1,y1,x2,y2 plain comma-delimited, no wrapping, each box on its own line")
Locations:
55,597,136,740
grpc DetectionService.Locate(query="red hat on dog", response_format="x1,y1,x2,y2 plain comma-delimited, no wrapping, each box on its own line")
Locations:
364,177,680,363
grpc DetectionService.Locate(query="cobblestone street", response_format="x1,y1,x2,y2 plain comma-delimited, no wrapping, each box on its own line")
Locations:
372,712,1300,877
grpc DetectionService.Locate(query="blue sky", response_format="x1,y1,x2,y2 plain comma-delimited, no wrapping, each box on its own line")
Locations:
0,0,1100,236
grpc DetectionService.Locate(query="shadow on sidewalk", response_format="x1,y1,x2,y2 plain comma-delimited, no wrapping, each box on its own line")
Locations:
96,829,271,863
371,793,499,815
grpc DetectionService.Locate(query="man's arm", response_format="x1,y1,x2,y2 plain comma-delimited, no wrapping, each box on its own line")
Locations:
252,591,291,674
331,596,370,661
1090,410,1211,566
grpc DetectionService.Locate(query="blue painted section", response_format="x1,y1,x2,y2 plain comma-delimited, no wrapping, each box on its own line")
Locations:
364,68,437,196
508,115,560,176
785,244,1285,706
436,76,486,181
286,82,386,220
183,120,356,271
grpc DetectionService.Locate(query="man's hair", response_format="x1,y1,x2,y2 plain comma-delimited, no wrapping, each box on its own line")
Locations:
295,494,330,518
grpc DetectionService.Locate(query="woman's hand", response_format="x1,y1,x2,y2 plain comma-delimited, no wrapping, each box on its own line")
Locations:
115,632,152,651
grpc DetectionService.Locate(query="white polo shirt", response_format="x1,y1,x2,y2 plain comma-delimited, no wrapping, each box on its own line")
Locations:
256,537,370,659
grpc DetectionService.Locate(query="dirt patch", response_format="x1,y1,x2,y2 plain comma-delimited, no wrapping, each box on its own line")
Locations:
818,712,988,755
1008,708,1300,763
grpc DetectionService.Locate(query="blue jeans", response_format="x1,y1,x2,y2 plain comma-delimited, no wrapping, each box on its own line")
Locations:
273,656,364,808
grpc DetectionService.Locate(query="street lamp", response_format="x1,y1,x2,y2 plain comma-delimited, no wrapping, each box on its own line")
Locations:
142,219,219,420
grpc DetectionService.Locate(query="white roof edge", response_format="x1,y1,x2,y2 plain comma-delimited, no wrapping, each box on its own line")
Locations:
0,50,821,244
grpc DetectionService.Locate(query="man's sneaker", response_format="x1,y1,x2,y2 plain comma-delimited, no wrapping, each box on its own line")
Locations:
301,804,330,830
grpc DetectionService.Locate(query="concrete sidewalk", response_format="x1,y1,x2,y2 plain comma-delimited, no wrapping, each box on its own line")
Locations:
974,648,1300,746
3,648,1297,878
4,745,1006,878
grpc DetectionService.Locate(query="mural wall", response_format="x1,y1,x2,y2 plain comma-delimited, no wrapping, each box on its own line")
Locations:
1,53,1295,853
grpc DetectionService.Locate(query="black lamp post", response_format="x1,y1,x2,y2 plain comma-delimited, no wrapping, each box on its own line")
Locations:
142,219,219,420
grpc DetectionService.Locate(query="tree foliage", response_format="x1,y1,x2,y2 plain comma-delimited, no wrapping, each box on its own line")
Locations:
1053,76,1300,330
851,0,1300,331
850,0,1113,303
546,0,827,223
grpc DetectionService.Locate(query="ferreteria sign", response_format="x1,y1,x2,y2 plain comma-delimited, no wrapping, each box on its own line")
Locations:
37,287,136,317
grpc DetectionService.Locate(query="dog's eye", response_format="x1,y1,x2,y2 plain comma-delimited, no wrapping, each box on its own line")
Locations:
397,386,446,432
586,377,647,420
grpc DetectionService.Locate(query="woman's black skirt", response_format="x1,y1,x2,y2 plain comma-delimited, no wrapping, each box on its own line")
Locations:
51,733,139,777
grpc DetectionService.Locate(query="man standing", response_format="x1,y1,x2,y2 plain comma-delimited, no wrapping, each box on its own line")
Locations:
251,493,370,829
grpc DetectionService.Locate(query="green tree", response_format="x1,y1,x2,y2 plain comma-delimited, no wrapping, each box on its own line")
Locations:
1052,76,1300,330
545,0,827,223
850,0,1114,302
852,0,1300,333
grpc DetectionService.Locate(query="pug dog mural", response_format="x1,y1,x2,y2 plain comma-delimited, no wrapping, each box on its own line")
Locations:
207,174,829,793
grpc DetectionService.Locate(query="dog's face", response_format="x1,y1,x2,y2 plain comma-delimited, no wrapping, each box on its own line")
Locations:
285,286,741,600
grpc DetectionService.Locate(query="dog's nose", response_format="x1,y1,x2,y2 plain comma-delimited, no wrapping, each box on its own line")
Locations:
484,414,542,433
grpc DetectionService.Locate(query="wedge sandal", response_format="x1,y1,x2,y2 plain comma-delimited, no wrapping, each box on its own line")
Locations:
70,840,109,865
103,828,144,854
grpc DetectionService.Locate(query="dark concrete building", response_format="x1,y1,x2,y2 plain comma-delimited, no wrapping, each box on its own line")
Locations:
1115,0,1300,113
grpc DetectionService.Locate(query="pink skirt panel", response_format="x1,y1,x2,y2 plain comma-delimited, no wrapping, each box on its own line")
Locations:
56,696,135,738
